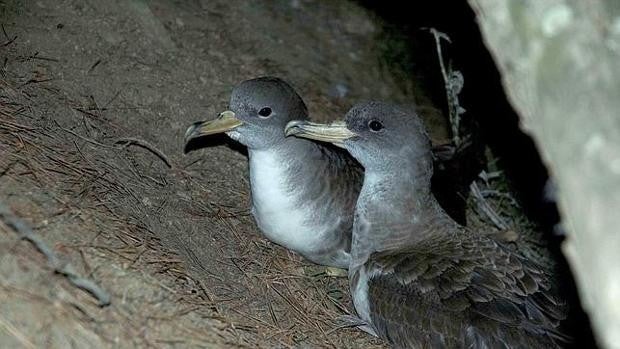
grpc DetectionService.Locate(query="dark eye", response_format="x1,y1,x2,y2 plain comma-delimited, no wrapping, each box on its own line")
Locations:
258,107,272,118
368,120,384,132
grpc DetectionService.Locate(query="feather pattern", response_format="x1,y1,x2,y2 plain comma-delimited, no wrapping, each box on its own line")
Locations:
249,139,362,268
340,102,570,349
359,226,569,348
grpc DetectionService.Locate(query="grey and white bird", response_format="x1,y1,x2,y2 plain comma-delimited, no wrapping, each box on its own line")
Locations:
185,77,362,268
285,102,569,348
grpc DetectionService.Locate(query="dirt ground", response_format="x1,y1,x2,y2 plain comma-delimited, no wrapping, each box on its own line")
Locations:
0,1,556,348
0,0,441,347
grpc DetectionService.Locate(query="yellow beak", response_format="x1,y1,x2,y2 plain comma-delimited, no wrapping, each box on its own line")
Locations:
284,120,356,148
184,111,243,144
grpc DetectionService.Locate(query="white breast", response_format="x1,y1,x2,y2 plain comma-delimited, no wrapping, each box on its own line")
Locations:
248,149,330,253
351,265,375,325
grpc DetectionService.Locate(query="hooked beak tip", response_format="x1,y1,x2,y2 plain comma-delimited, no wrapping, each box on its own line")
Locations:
183,110,242,145
184,121,202,143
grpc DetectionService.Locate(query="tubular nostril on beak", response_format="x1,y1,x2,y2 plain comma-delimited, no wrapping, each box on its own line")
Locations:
284,120,304,136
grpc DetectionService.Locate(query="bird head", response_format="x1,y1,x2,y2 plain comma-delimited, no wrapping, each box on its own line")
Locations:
185,77,308,150
285,101,432,174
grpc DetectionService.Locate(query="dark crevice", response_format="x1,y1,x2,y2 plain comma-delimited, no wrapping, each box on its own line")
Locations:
358,1,596,347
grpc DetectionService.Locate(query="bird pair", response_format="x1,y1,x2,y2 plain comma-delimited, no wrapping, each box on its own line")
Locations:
185,77,569,348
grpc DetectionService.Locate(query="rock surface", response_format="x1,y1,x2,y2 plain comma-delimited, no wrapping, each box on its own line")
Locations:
469,1,620,347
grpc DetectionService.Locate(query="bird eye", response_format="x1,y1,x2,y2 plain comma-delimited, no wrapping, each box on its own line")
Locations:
258,107,272,118
368,120,384,132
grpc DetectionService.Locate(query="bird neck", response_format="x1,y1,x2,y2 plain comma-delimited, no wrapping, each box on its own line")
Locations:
359,158,434,211
246,136,330,188
351,166,458,266
250,136,321,163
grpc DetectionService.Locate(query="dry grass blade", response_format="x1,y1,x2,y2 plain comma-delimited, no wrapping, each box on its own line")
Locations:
470,181,509,230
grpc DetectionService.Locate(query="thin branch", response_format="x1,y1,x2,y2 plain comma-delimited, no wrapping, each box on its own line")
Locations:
0,315,36,349
470,181,509,230
429,28,466,146
115,137,172,168
0,202,111,307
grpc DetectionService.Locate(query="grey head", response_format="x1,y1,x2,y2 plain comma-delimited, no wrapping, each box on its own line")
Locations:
286,101,433,180
185,77,308,150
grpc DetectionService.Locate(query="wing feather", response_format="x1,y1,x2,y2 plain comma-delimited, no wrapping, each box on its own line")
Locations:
365,233,568,348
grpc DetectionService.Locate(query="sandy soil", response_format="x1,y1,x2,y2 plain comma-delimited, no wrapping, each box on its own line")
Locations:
0,0,451,347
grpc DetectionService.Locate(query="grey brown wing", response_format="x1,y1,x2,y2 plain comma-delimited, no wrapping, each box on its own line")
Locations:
317,142,364,220
296,142,362,254
366,236,568,348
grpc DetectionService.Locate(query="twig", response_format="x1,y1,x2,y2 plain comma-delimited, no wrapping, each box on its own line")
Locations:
479,189,519,207
470,181,509,230
428,28,466,146
73,107,100,119
0,315,36,349
478,170,503,183
26,52,59,62
17,78,54,89
88,59,102,74
0,201,111,307
54,120,113,148
115,137,172,168
1,24,17,47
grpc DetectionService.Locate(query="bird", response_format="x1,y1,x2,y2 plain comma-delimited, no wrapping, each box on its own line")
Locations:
184,77,362,269
185,77,477,270
285,101,569,348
